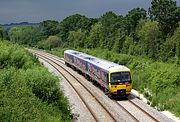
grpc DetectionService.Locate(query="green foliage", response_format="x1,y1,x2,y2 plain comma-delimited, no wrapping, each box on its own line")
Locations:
160,27,180,61
7,6,179,62
24,67,71,118
100,11,118,31
86,23,103,48
99,11,121,49
39,20,60,38
121,36,134,54
50,48,70,57
2,30,9,40
0,24,3,39
68,29,87,48
8,26,41,46
149,0,180,35
136,21,163,59
125,8,147,35
0,40,72,121
0,41,34,69
113,28,126,53
59,14,97,41
8,27,21,43
144,63,180,113
38,36,62,50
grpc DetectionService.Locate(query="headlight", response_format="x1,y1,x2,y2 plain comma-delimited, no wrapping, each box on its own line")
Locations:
111,85,117,88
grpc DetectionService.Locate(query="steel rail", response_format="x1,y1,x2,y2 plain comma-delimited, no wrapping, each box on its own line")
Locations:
42,52,159,122
36,51,140,122
127,99,158,122
35,52,117,122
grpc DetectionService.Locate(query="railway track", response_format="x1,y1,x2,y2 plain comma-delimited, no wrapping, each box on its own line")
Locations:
29,49,160,122
115,100,158,122
128,99,158,121
33,51,117,122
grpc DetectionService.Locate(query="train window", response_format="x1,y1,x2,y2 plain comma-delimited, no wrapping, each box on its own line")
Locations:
102,73,107,82
110,72,131,85
106,74,108,83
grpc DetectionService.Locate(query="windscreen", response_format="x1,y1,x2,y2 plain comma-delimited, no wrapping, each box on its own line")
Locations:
110,72,131,85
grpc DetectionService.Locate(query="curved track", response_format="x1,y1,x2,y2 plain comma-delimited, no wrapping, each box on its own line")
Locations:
33,51,117,122
30,50,160,122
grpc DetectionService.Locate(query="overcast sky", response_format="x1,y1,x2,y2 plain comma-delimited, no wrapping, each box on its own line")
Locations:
0,0,180,24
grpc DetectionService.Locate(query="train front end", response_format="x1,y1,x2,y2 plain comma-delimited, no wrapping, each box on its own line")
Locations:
108,71,132,97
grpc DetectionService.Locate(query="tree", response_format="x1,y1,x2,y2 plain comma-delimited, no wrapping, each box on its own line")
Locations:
67,29,87,48
113,29,126,53
99,11,121,49
0,24,3,39
39,20,59,38
46,36,61,49
100,11,118,29
100,11,119,36
8,26,41,46
125,8,147,36
136,21,162,59
121,36,134,54
161,27,180,61
59,14,97,41
38,36,62,50
21,26,41,46
87,23,103,48
8,27,22,43
149,0,180,36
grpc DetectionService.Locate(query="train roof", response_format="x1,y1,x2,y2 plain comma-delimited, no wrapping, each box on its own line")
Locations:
64,50,130,72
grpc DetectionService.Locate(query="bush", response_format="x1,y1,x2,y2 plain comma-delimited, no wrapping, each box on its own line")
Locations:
37,36,62,50
0,40,72,121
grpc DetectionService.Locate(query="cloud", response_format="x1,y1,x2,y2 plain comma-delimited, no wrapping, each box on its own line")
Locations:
0,0,168,24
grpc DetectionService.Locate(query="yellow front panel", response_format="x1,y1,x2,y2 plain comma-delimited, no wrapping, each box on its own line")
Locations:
108,71,132,95
126,84,132,92
110,85,125,92
109,84,132,94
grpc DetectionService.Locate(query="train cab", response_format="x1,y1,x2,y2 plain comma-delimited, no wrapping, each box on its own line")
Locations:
108,71,132,96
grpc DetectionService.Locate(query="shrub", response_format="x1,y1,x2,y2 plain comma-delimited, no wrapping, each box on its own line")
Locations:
0,41,72,121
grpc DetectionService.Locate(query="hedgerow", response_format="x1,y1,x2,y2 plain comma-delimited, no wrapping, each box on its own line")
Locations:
0,40,72,121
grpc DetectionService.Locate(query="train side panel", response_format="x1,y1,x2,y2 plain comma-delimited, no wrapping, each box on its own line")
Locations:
64,53,109,90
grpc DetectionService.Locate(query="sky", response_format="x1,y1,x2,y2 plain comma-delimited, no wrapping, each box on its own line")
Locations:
0,0,180,24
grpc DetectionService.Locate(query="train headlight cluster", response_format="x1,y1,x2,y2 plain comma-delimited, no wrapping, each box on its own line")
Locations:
111,85,117,88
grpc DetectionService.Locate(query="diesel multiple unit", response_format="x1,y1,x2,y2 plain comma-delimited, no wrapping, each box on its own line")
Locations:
64,50,132,97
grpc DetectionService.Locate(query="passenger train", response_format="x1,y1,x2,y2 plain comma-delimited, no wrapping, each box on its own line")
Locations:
64,50,132,97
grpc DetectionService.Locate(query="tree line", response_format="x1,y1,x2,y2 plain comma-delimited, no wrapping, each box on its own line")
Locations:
1,0,180,62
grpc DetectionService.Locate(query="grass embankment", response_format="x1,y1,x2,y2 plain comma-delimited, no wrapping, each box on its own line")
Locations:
0,41,72,121
50,48,180,117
